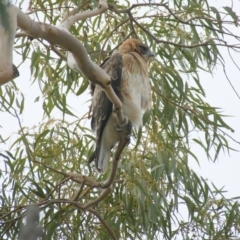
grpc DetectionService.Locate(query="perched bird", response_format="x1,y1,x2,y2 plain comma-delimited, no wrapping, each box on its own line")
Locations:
89,38,154,173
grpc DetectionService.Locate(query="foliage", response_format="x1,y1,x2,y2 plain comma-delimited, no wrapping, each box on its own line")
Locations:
1,0,240,239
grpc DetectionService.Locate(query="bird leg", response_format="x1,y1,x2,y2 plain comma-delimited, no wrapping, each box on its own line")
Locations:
115,117,128,131
66,119,132,206
100,119,132,189
115,117,132,144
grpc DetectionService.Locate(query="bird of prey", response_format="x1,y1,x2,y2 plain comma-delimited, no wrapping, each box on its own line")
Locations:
89,38,154,173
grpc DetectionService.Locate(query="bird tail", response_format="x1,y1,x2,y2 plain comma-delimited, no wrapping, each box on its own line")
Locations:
88,143,110,173
96,144,110,173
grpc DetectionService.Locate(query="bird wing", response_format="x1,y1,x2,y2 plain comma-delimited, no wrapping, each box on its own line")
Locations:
88,53,123,169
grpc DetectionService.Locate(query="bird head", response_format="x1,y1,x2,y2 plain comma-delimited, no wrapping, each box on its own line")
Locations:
118,38,155,61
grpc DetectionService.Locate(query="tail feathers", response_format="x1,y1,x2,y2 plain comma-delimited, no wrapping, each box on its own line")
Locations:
88,145,111,173
88,150,96,164
96,145,110,173
89,113,119,173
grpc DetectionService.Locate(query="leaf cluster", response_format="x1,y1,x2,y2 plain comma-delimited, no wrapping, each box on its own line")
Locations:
1,0,240,239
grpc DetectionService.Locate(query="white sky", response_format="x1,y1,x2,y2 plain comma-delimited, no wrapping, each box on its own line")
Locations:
186,0,240,198
189,52,240,198
0,0,240,204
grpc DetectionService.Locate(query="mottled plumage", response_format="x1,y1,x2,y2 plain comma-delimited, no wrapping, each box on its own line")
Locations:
89,39,154,173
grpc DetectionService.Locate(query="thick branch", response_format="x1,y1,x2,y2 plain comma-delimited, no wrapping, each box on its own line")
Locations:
15,8,109,85
0,5,19,85
1,4,126,126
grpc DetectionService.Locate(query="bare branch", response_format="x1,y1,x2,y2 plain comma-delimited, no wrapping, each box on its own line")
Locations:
98,17,130,62
59,0,108,30
128,12,138,38
61,0,91,23
109,2,240,49
86,207,117,240
72,180,86,201
66,172,98,186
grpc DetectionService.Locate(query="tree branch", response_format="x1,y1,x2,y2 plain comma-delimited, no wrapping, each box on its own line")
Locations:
109,2,240,49
1,200,117,240
100,129,130,188
60,0,91,23
82,187,112,209
0,5,19,85
58,0,108,30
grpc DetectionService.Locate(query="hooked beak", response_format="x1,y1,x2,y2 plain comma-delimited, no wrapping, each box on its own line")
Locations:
148,50,155,58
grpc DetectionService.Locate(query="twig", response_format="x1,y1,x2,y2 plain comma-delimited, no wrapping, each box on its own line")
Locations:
72,179,86,201
109,3,240,41
66,172,98,186
98,18,130,63
42,176,71,201
109,32,133,55
61,1,91,23
51,44,67,60
128,12,138,38
59,0,108,30
133,16,240,49
109,2,240,49
87,207,117,240
219,56,240,100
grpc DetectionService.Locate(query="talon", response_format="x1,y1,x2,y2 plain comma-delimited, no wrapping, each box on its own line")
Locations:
115,117,132,147
115,117,128,131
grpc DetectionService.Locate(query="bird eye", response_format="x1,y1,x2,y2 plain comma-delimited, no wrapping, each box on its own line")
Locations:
139,45,148,53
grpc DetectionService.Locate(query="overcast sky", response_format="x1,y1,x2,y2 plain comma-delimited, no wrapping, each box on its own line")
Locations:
0,0,240,202
187,0,240,198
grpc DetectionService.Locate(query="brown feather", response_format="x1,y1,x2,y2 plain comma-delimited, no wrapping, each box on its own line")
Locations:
89,53,123,168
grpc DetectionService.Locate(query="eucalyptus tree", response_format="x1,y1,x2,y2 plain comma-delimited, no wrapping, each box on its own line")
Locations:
1,0,240,239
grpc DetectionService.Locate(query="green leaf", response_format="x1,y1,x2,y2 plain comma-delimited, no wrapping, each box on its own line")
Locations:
223,6,238,26
76,78,89,96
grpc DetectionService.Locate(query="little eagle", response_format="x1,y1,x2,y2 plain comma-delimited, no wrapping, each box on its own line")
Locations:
89,38,154,173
